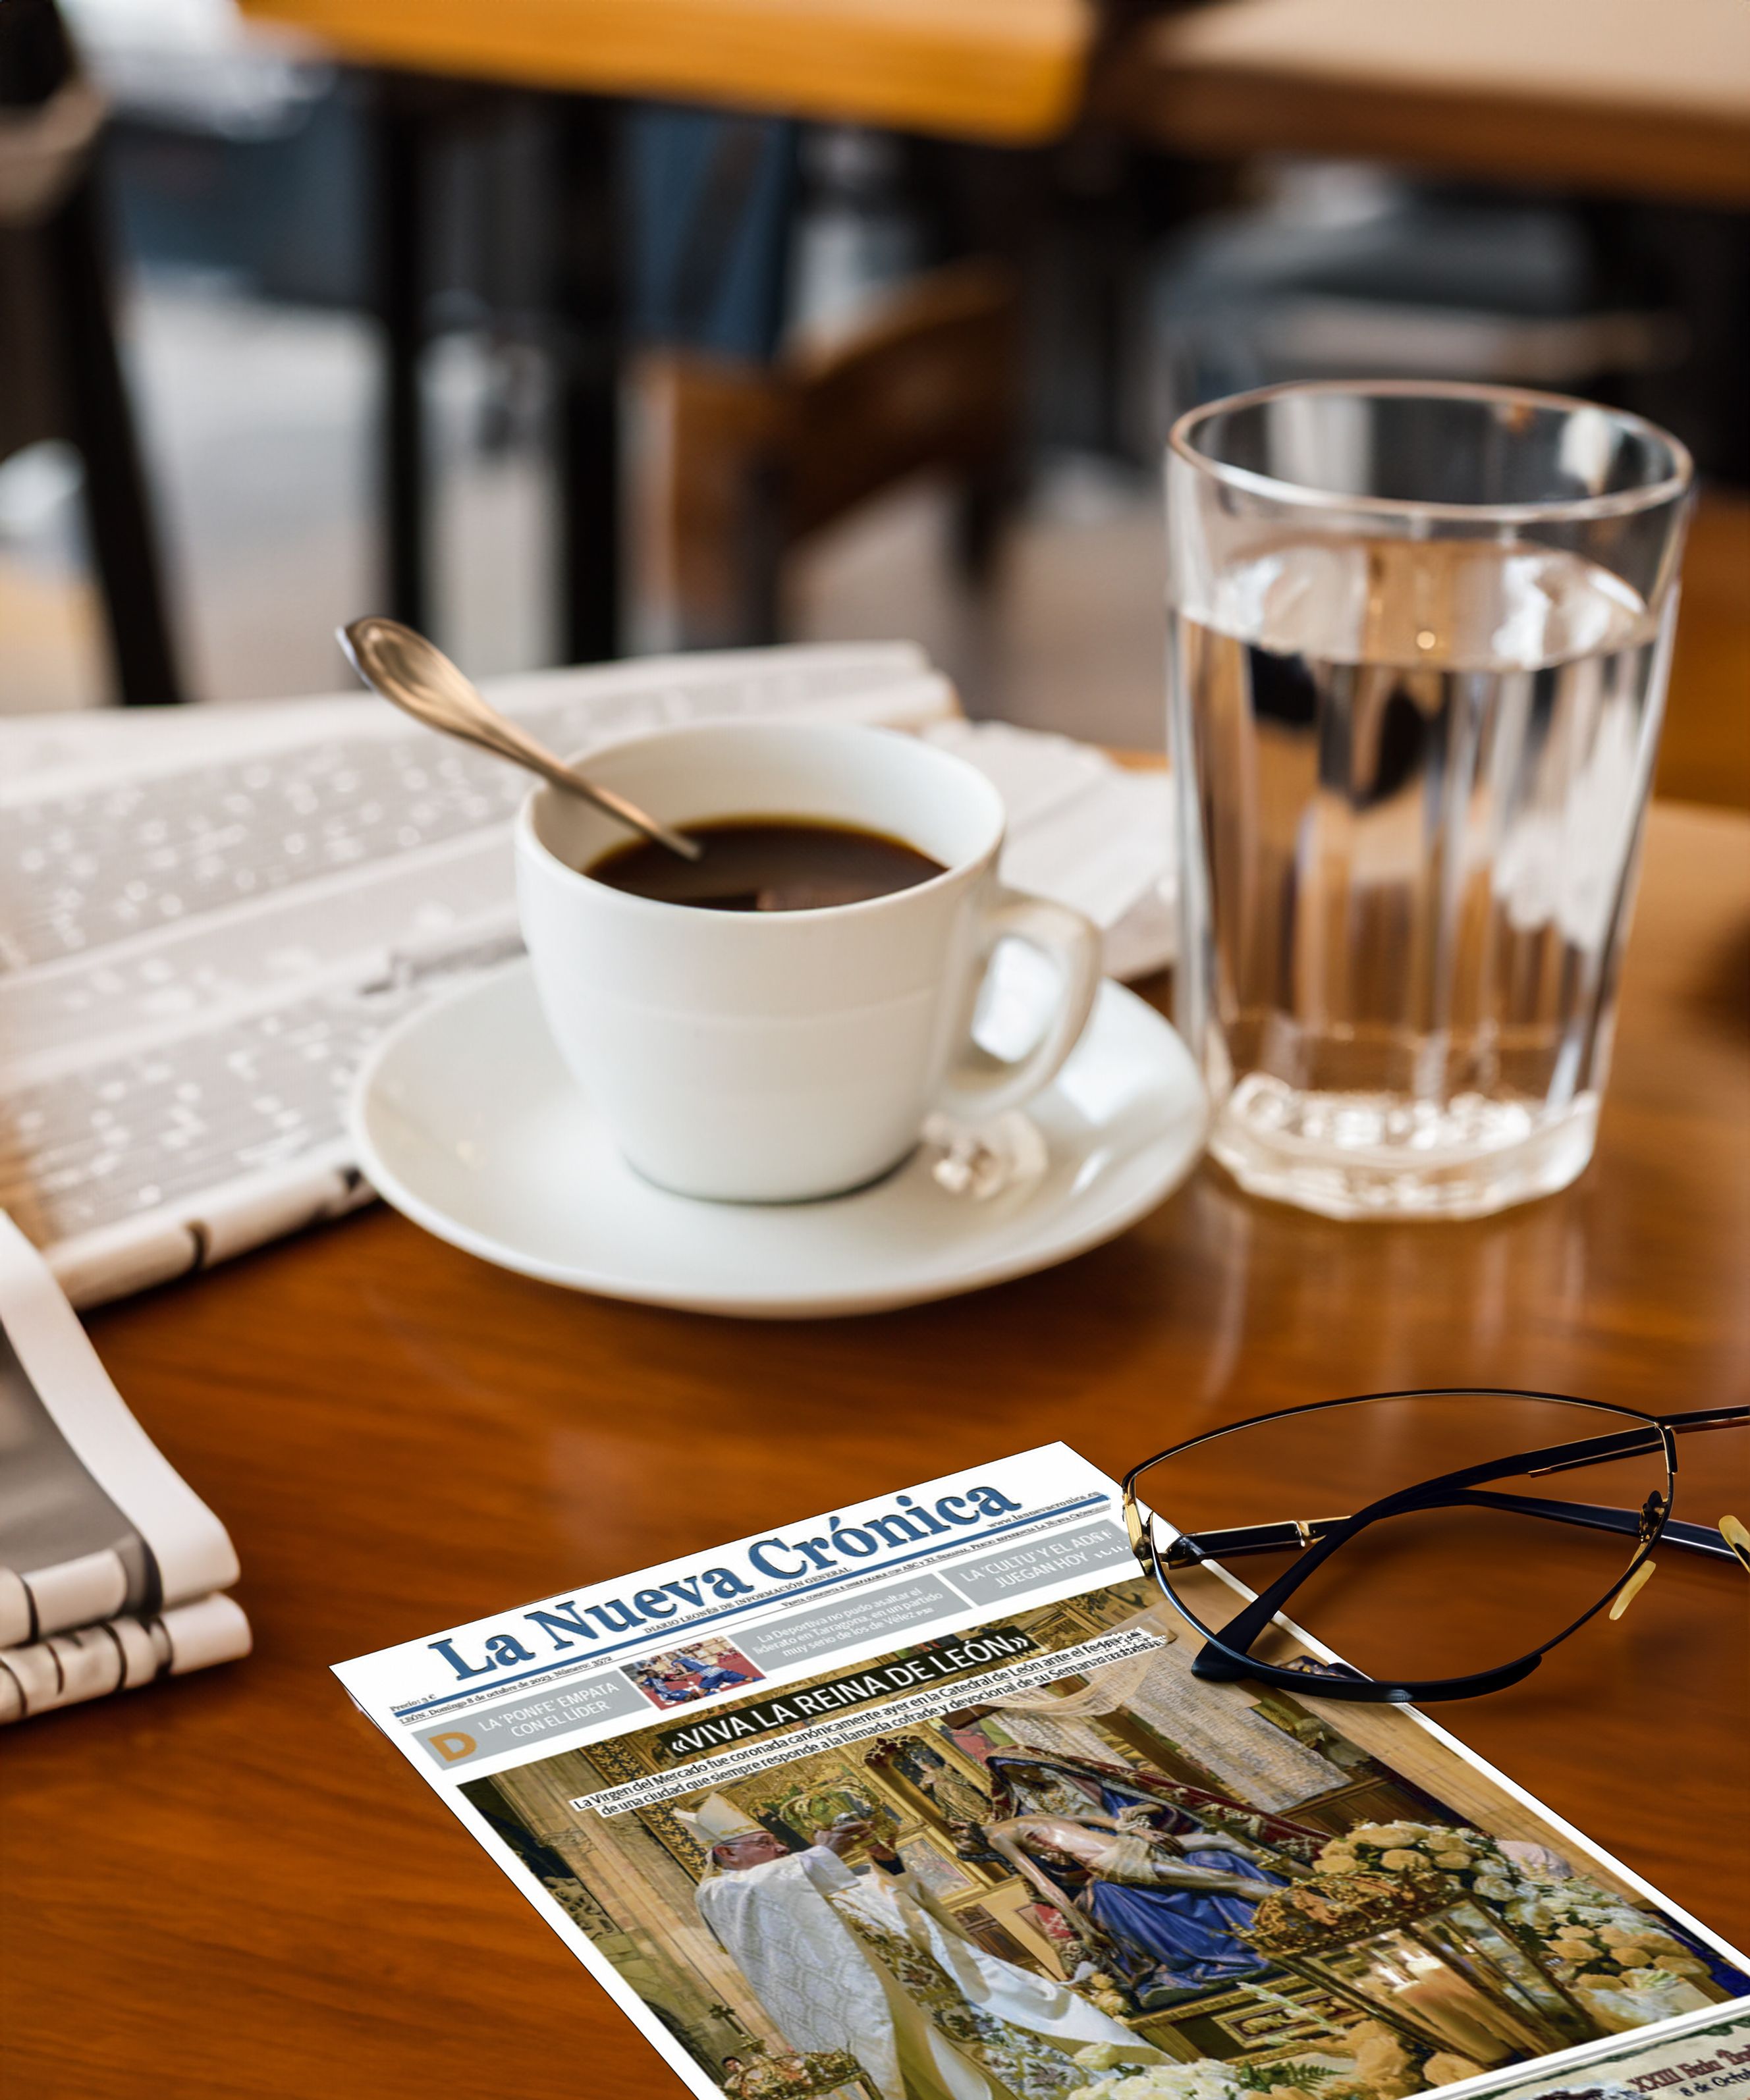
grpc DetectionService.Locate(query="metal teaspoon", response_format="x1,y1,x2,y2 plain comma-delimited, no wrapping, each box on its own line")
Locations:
339,616,702,861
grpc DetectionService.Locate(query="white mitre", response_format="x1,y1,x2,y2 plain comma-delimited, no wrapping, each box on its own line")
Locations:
674,1793,765,1846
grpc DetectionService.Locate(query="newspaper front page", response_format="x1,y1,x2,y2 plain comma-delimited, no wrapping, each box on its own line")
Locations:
334,1445,1748,2100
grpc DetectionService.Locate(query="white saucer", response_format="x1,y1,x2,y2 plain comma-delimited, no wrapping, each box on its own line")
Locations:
349,962,1206,1318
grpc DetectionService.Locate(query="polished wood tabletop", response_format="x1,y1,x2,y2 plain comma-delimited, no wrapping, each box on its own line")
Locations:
1107,0,1750,207
238,0,1093,143
1,796,1746,2099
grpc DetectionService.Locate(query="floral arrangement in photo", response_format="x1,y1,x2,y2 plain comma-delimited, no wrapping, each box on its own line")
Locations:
1064,2018,1429,2100
1309,1824,1519,1908
1064,2053,1247,2100
1308,1823,1714,2005
1498,1881,1714,1995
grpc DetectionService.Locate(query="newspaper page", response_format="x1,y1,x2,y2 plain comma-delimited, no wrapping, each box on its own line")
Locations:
0,645,954,1307
0,1213,248,1721
334,1444,1748,2100
1441,1999,1750,2100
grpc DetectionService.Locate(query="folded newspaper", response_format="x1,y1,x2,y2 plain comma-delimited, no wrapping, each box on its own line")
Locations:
335,1445,1747,2100
0,1214,247,1723
1436,2001,1750,2100
0,644,1172,1311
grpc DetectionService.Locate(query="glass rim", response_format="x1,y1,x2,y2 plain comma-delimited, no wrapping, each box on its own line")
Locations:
1166,378,1695,527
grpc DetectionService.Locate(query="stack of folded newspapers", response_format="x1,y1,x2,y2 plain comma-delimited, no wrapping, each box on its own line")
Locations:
0,1214,248,1724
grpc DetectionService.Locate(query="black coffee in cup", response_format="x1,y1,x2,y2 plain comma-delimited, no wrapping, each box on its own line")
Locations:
589,818,945,913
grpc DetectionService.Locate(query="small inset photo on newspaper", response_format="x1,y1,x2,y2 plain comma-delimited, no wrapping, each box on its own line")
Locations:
624,1638,766,1710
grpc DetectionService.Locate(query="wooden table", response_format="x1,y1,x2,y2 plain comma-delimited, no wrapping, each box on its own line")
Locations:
2,798,1746,2099
241,0,1094,144
1105,0,1750,207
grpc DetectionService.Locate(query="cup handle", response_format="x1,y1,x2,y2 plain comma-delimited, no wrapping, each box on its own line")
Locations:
935,887,1103,1122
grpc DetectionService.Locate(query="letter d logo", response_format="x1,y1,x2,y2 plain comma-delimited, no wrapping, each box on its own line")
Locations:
424,1729,477,1763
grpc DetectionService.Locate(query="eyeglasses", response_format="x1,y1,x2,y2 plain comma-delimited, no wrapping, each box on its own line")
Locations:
1122,1388,1749,1704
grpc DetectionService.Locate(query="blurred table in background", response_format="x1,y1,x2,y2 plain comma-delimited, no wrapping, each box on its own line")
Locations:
1,778,1745,2096
1105,0,1750,206
240,0,1095,142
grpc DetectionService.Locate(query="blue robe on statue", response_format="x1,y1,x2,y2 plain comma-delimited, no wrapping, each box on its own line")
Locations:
1072,1771,1292,1988
981,1749,1312,1997
1079,1843,1288,1988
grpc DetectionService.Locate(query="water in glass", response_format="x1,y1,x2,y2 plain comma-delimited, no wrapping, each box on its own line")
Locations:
1171,532,1673,1218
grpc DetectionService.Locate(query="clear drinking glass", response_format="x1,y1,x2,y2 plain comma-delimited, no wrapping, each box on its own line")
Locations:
1166,381,1694,1219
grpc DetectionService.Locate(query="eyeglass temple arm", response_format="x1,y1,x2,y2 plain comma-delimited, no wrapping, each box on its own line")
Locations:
1518,1405,1748,1480
1166,1497,1737,1566
1167,1405,1746,1571
1126,1405,1745,1563
1170,1423,1691,1671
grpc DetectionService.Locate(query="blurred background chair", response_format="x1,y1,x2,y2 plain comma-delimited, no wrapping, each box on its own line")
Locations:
1097,0,1750,802
225,0,1088,660
642,255,1021,650
0,0,184,702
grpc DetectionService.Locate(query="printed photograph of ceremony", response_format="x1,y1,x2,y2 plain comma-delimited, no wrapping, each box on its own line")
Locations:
460,1577,1748,2100
624,1640,767,1711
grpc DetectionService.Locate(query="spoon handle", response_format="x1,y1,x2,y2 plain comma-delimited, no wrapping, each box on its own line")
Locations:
339,620,700,861
416,705,699,862
524,751,703,865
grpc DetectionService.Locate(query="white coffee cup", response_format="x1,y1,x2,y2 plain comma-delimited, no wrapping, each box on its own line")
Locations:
514,720,1102,1203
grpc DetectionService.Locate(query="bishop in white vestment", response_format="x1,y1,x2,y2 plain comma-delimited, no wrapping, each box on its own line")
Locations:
678,1794,1162,2100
